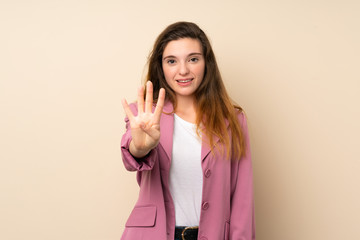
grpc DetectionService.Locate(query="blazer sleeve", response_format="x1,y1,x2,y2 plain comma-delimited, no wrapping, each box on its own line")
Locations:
120,103,158,172
230,112,256,239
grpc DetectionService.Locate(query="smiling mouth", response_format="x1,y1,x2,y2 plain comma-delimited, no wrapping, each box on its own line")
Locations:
176,78,193,83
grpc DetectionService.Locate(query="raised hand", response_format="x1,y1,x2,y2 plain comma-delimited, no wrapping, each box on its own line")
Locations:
121,81,166,158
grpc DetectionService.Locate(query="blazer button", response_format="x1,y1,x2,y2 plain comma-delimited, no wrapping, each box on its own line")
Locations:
204,169,211,178
202,202,209,210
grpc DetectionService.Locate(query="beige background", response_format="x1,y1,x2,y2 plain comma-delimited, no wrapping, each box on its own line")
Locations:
1,0,359,239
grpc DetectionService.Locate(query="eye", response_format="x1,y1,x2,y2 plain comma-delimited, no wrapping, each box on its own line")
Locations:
189,57,199,62
167,59,176,64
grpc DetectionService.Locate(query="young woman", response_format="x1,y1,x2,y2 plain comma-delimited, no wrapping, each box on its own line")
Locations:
121,22,255,240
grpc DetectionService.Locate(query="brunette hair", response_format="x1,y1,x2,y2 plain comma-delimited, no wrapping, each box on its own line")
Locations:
146,21,245,159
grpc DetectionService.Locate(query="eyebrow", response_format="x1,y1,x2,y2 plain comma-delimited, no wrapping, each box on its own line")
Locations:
163,52,203,60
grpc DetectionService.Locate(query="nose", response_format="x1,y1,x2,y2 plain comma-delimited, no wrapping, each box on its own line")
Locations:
179,62,189,76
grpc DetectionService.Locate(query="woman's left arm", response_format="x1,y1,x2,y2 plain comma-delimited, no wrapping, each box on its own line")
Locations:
229,113,256,239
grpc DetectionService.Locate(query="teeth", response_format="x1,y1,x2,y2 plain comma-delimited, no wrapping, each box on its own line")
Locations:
178,79,192,83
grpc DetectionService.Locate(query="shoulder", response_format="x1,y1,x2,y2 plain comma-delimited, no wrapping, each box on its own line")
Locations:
234,107,247,125
233,107,250,139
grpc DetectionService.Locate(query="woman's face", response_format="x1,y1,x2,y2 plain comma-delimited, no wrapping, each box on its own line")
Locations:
162,38,205,100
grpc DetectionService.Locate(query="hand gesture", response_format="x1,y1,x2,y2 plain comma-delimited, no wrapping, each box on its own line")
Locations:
121,81,166,158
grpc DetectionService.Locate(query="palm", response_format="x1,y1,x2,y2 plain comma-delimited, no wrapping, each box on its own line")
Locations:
130,111,160,151
122,81,165,157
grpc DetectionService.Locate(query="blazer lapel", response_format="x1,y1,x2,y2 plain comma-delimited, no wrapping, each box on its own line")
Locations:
201,118,230,162
201,134,220,162
159,101,174,162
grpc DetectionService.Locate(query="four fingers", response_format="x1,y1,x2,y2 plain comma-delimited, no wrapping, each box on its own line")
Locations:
122,81,166,126
122,82,166,153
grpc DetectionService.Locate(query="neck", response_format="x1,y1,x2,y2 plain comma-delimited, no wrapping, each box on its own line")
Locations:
174,95,197,123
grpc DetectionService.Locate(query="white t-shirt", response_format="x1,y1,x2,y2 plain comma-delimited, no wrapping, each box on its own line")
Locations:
169,114,203,227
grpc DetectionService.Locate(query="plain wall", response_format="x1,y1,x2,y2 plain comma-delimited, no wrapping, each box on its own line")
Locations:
1,0,359,239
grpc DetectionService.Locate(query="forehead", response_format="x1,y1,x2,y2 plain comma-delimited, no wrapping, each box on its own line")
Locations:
163,38,203,56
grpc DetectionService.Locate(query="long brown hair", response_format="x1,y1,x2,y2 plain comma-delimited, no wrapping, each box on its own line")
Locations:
146,21,245,159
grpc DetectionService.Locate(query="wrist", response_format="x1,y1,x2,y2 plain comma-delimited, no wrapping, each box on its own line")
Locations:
129,141,151,158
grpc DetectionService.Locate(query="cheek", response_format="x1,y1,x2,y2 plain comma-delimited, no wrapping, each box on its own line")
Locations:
195,64,205,79
163,66,175,80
